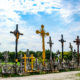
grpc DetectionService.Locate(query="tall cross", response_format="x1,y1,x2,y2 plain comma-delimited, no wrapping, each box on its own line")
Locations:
22,54,28,72
47,36,53,71
73,36,80,66
59,34,66,62
36,25,49,66
10,24,23,63
29,54,35,71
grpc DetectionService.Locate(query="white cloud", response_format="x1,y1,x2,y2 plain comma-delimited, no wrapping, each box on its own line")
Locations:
0,0,80,52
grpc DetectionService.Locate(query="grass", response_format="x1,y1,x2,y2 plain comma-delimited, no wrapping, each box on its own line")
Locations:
76,73,80,77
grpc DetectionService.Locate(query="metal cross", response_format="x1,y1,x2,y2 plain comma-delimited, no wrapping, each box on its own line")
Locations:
59,34,66,62
36,25,49,66
10,24,23,63
73,36,80,66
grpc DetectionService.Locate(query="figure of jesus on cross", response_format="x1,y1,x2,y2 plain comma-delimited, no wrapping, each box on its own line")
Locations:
10,24,23,64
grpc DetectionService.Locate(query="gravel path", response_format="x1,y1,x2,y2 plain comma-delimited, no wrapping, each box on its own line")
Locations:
0,71,80,80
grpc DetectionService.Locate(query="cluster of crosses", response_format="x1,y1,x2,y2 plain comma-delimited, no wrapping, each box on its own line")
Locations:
9,24,80,73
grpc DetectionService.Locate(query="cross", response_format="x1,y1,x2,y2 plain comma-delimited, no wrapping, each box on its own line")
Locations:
73,36,80,66
69,42,74,61
22,54,28,72
69,42,73,51
57,50,60,63
59,34,66,62
29,54,35,71
10,24,23,63
36,24,49,66
47,36,53,71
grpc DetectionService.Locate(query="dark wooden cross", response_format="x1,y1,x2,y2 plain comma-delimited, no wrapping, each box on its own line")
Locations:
47,36,53,71
59,34,66,62
10,24,23,63
73,36,80,66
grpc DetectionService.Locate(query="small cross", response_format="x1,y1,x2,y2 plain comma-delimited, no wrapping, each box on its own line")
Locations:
22,54,28,72
36,24,49,66
69,42,73,51
29,54,35,71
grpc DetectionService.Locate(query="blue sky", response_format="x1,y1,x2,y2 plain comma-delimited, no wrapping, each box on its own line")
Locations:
0,0,80,52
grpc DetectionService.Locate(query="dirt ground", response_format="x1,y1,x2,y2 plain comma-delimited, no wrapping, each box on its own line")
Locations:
0,71,80,80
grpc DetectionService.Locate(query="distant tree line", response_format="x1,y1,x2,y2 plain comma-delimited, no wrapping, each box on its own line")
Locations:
0,50,77,62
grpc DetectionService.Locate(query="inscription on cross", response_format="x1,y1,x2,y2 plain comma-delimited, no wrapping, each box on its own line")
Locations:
59,34,66,62
36,25,49,66
10,24,23,64
73,36,80,66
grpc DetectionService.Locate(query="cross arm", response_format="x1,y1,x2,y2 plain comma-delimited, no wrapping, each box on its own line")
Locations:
10,31,14,34
45,32,49,36
36,30,41,34
19,32,23,35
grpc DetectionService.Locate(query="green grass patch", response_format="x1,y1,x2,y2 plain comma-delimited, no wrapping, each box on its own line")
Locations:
76,73,80,77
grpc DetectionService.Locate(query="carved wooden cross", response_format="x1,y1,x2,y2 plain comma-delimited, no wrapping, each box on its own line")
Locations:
36,25,49,66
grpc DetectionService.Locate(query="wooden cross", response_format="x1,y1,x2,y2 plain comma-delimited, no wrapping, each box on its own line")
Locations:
69,42,73,51
59,34,66,62
36,25,49,66
47,36,53,61
10,24,23,63
22,54,28,72
47,36,53,71
73,36,80,66
29,54,35,71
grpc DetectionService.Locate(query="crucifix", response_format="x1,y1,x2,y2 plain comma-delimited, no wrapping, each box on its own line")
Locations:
59,34,66,62
10,24,23,64
73,36,80,66
47,36,53,71
36,25,49,66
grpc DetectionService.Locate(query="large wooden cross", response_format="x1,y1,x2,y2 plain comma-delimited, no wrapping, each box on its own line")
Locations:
36,25,49,66
73,36,80,66
59,34,66,62
10,24,23,63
